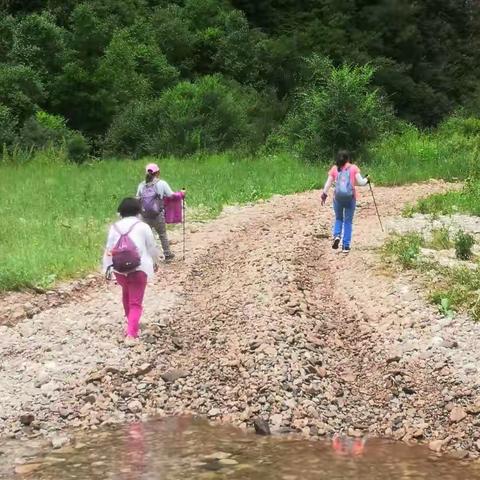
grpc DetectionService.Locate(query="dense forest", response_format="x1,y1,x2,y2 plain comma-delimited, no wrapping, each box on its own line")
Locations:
0,0,479,161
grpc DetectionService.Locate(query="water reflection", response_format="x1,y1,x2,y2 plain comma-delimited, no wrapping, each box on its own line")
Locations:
331,434,366,457
5,417,480,480
120,423,147,480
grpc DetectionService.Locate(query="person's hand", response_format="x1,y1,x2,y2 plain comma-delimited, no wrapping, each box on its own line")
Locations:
365,174,370,184
321,192,327,206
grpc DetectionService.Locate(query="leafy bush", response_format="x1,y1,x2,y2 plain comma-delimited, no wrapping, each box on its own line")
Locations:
429,267,480,321
0,104,17,147
96,28,179,111
18,110,90,163
432,295,455,319
20,111,67,148
105,74,272,157
383,233,423,269
10,12,68,83
428,228,453,250
439,115,480,138
0,64,44,122
455,231,475,260
66,133,90,164
281,56,392,162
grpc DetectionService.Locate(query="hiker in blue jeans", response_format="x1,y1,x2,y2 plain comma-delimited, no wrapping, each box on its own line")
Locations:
321,150,369,253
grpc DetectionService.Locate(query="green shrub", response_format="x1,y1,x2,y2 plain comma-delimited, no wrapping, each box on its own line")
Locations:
0,64,44,122
428,228,453,250
20,111,68,149
383,233,423,269
438,115,480,138
455,231,475,260
0,104,17,147
431,295,455,318
281,56,392,162
105,75,272,157
67,133,90,164
429,267,480,321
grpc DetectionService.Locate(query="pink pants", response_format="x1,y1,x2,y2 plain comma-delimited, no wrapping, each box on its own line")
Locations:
115,271,147,338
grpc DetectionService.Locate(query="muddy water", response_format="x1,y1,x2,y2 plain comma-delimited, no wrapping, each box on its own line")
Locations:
3,418,480,479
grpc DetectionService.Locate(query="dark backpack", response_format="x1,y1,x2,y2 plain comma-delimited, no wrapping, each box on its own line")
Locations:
111,221,141,273
140,182,162,218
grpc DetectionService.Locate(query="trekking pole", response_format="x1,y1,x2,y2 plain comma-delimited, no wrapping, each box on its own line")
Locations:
182,188,186,261
368,181,384,232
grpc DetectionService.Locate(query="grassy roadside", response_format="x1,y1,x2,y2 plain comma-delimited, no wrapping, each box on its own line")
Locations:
1,115,478,293
0,152,324,291
365,125,479,185
383,229,480,320
413,179,480,217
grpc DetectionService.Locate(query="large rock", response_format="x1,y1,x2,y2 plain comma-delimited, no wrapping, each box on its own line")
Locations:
160,369,188,383
429,440,444,453
253,418,271,435
20,414,35,426
51,435,71,449
449,406,467,423
127,400,143,413
15,464,42,475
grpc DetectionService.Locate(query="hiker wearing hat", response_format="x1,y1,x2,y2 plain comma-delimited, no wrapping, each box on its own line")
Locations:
321,150,369,253
136,163,181,262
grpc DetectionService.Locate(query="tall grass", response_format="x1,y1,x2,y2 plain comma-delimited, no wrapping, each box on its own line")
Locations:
415,180,480,216
2,115,479,292
365,124,479,185
0,152,323,291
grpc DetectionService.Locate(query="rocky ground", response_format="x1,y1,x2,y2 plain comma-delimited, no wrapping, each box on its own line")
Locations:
2,180,480,461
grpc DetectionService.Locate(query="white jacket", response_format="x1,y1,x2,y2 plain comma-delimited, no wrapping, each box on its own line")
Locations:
103,216,159,280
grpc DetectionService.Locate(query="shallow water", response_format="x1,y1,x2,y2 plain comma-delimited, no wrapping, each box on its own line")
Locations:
3,418,480,479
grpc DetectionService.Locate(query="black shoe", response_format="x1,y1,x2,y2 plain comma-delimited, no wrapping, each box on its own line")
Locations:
164,253,175,262
341,246,351,254
332,237,341,250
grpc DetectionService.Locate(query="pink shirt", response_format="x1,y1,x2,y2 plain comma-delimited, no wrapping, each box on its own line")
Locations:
328,163,361,199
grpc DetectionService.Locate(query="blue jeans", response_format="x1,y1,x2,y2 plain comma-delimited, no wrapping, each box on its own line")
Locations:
333,199,356,248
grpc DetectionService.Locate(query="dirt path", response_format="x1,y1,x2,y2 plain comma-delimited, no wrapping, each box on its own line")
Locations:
2,180,480,459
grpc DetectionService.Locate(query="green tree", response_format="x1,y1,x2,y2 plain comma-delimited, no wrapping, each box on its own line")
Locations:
0,64,44,122
105,74,270,157
9,12,68,87
150,5,197,76
0,104,17,147
283,56,392,161
97,29,179,112
234,0,480,126
0,15,15,62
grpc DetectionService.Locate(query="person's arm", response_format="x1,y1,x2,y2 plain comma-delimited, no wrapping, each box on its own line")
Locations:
136,183,142,198
144,225,159,264
321,175,334,205
355,172,369,186
158,180,174,198
102,226,116,272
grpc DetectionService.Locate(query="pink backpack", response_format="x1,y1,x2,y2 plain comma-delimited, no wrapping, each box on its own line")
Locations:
111,221,141,273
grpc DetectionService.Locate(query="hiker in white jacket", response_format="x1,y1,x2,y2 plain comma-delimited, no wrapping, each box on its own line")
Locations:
103,197,159,341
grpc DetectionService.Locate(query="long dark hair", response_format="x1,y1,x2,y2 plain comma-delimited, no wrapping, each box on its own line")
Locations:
336,150,351,172
145,171,159,183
